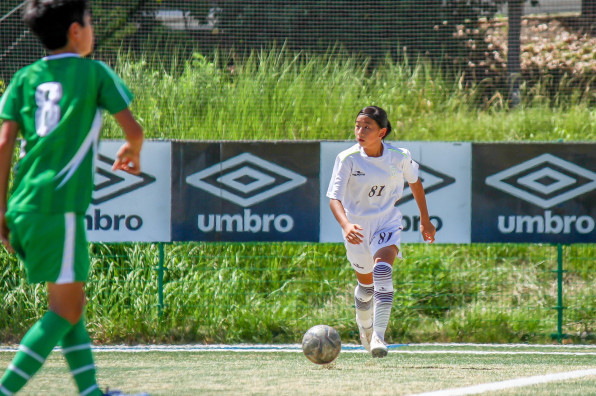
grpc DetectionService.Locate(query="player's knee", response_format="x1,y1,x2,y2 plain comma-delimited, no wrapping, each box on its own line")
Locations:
49,293,86,324
51,306,83,325
374,247,398,265
355,282,374,303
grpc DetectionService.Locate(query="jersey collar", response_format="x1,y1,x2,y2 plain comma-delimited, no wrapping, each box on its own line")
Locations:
42,53,82,61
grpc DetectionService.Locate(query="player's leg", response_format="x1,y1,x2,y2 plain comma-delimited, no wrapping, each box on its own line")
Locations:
49,282,102,396
354,271,374,351
369,245,398,357
344,236,375,351
51,214,103,396
0,313,72,395
368,227,401,358
60,315,102,396
0,212,102,396
0,282,84,395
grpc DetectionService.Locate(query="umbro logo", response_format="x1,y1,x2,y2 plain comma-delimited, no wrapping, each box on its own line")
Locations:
352,170,366,176
396,164,455,205
185,153,307,207
485,153,596,209
92,155,156,205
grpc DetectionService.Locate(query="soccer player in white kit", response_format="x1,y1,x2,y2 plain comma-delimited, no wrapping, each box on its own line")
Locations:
327,106,436,357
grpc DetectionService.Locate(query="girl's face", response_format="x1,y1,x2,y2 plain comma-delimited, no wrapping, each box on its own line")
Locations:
354,115,386,151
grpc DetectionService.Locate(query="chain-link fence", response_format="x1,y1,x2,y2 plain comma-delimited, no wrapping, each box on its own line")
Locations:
1,1,594,107
1,243,594,344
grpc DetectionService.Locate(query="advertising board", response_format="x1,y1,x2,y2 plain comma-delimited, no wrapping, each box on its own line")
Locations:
171,142,320,241
472,143,596,243
320,142,471,244
86,141,171,242
83,141,594,244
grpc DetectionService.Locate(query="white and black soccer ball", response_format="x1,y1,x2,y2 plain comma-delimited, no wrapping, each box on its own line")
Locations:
301,324,341,364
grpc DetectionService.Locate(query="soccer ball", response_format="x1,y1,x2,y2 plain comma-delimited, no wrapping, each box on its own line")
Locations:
301,324,341,364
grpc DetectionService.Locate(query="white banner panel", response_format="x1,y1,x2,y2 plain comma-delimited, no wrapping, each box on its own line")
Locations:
320,141,471,244
86,140,171,242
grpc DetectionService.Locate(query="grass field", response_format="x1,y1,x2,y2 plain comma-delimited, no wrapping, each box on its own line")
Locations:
1,344,596,395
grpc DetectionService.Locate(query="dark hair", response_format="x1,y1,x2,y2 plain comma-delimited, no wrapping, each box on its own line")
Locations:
356,106,392,139
23,0,89,50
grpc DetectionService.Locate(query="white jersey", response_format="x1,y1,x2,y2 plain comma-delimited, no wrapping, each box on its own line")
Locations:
327,142,419,220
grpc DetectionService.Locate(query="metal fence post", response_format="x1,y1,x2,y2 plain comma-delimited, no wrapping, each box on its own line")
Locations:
552,243,567,343
158,242,165,316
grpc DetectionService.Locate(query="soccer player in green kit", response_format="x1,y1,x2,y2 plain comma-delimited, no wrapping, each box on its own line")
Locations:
0,1,144,395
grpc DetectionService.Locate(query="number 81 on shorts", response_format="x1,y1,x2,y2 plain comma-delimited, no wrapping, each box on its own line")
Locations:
372,229,401,249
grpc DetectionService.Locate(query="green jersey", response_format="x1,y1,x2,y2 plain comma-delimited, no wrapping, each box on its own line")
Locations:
0,54,132,214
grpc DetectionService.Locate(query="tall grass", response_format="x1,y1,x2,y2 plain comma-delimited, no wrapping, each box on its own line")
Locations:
100,48,595,141
1,243,593,344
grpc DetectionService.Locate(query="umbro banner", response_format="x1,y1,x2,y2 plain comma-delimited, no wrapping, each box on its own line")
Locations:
171,142,320,242
320,142,472,244
85,141,594,244
472,143,596,243
86,141,171,242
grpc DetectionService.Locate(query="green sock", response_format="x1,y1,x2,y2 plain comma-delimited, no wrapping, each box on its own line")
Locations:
60,318,102,396
0,311,72,395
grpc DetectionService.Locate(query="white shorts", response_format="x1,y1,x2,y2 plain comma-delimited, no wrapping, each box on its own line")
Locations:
343,212,403,274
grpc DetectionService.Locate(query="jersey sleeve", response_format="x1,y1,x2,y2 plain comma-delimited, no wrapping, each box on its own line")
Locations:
326,154,352,202
0,76,22,123
96,61,133,115
401,148,420,184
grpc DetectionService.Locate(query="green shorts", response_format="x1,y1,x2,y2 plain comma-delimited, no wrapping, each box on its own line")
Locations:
6,211,90,284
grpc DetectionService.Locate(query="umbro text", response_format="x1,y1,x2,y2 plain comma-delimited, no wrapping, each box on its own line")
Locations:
198,209,294,233
85,209,143,231
402,215,443,232
497,210,594,234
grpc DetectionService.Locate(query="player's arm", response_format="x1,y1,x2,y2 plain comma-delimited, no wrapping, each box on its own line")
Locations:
329,198,363,245
111,108,144,175
0,120,18,251
408,178,436,243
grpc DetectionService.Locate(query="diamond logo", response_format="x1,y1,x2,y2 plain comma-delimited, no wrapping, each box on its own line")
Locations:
485,153,596,208
396,164,455,205
92,154,156,205
186,153,307,207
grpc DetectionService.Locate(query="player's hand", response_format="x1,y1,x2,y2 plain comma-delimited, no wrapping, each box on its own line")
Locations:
343,223,364,245
0,211,13,253
112,142,141,175
420,218,436,243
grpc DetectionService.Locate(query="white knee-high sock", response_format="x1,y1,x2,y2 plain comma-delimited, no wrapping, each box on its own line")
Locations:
373,262,394,341
354,282,374,328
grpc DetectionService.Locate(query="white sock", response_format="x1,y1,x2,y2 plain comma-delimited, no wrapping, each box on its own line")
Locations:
354,282,374,328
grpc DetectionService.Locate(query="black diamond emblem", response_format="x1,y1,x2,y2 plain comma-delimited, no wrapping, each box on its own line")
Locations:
92,154,156,205
395,164,455,206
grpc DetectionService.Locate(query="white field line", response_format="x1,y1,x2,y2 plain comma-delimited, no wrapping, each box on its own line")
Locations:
394,350,596,356
1,344,596,354
413,343,596,349
410,368,596,396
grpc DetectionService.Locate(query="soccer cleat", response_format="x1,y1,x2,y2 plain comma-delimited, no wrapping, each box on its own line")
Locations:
356,316,373,352
370,332,388,358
